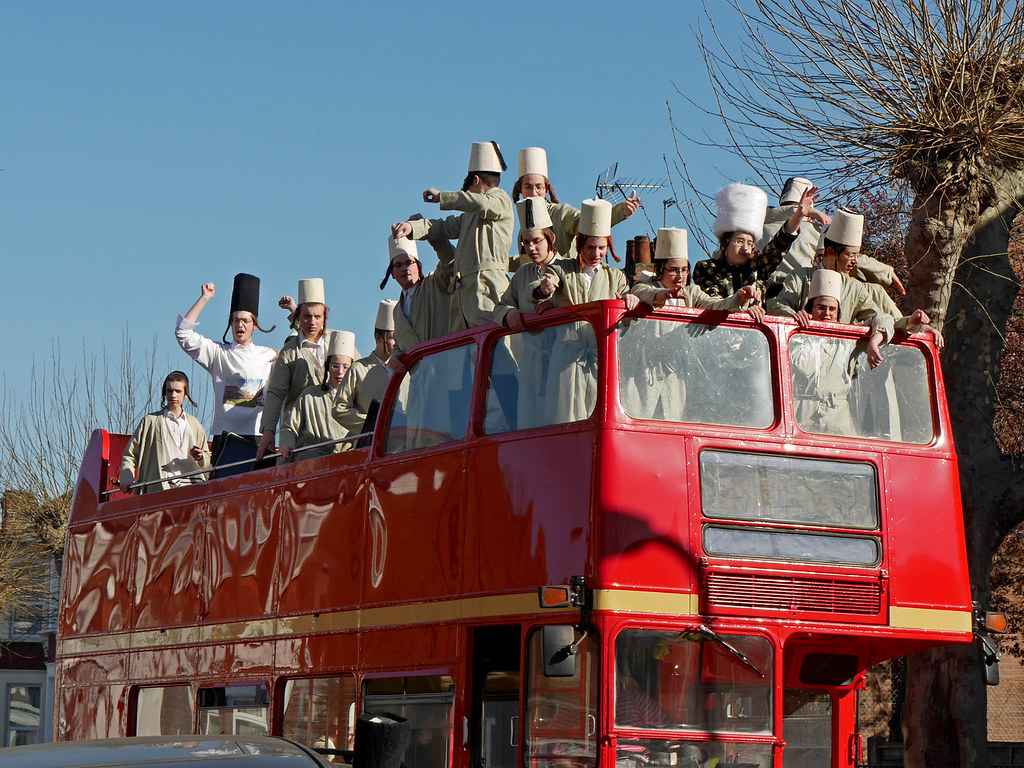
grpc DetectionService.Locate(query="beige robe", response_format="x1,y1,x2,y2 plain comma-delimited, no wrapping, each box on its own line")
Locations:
790,335,858,436
629,274,736,310
409,187,514,331
119,411,210,495
393,237,456,357
279,384,349,461
260,331,336,436
332,353,391,435
767,268,895,340
757,204,895,290
493,260,558,326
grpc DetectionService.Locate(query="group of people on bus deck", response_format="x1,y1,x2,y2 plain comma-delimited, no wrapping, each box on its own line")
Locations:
116,141,944,494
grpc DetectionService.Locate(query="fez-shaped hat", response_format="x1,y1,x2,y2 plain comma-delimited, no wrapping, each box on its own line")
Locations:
230,273,261,316
375,299,397,332
825,208,864,248
388,235,419,264
516,197,554,232
353,712,410,768
297,278,326,306
468,141,507,174
518,147,548,178
578,198,613,238
328,330,357,360
654,228,689,261
809,269,843,302
779,176,814,205
713,183,768,241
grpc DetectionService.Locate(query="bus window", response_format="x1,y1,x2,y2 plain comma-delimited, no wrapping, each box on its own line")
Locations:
618,317,773,428
484,321,598,434
613,629,773,734
782,689,832,768
280,676,357,758
363,674,454,768
700,451,879,530
133,685,194,736
470,625,520,768
196,685,269,737
524,627,598,768
385,344,477,455
789,334,933,444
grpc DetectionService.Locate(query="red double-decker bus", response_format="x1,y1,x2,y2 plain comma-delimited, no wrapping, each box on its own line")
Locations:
56,301,972,768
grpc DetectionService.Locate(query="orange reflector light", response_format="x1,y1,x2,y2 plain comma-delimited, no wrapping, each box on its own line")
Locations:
986,612,1008,634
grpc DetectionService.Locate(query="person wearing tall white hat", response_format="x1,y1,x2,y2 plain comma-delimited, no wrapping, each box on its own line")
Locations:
258,278,341,459
174,275,279,458
513,146,640,257
788,269,863,437
692,182,817,304
757,176,904,300
381,225,456,371
391,141,514,331
768,209,893,368
533,199,640,424
494,197,562,331
333,300,397,435
279,330,359,463
630,228,765,318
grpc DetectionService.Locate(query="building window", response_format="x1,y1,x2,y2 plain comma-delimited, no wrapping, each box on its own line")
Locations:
6,684,42,746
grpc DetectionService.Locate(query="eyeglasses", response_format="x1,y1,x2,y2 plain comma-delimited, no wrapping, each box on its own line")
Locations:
663,267,689,276
392,259,415,269
729,236,756,248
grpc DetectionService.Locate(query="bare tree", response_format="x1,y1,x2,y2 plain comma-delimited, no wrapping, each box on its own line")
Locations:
674,2,1024,766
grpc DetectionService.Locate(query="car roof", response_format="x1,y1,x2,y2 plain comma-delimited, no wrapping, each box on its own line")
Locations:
0,735,335,768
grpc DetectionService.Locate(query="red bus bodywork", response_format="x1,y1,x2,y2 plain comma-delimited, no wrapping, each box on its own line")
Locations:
57,302,972,768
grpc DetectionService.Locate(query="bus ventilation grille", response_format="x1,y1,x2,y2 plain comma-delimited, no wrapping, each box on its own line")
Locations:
705,572,881,615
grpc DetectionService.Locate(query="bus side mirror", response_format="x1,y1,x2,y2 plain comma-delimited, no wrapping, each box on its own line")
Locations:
542,625,578,677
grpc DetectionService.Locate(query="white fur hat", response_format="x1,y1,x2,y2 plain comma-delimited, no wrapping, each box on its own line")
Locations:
328,330,357,360
654,228,688,261
516,197,554,232
713,183,769,241
578,198,613,238
297,278,326,306
809,270,843,302
779,176,813,205
375,299,397,332
468,141,507,174
518,147,548,178
388,235,419,263
825,208,864,248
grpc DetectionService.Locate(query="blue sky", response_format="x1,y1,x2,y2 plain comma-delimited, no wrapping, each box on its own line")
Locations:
1,1,766,419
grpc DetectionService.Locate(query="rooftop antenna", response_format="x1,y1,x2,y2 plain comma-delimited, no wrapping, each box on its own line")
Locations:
595,163,665,234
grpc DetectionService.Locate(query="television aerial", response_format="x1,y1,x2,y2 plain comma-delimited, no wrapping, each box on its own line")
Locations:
595,164,665,233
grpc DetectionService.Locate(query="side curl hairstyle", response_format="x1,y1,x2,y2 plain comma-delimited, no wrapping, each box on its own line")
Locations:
512,176,560,204
222,311,276,344
574,233,621,267
163,371,198,409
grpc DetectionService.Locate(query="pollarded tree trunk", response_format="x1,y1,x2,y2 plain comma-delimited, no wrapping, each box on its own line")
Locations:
901,169,1024,768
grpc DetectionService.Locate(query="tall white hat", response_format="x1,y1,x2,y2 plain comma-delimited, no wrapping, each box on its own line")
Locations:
516,197,554,232
713,183,768,241
779,176,814,205
815,228,828,254
297,278,326,306
328,330,357,360
375,299,397,332
809,270,843,302
468,141,507,175
578,198,613,238
388,235,419,263
654,228,689,261
518,147,548,178
825,208,864,248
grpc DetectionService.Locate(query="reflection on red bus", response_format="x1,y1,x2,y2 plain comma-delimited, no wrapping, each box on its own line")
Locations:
57,301,972,768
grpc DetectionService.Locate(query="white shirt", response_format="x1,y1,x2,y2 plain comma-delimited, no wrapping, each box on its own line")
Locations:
175,315,277,436
582,265,599,290
161,408,194,487
401,285,418,319
300,334,327,366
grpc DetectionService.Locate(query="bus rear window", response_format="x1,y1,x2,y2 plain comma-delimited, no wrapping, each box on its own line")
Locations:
789,334,934,444
618,317,773,429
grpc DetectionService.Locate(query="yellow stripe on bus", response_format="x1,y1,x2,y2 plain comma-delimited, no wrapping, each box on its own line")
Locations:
889,606,973,633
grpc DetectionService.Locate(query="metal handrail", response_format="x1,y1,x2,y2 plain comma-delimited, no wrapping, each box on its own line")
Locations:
102,431,373,497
